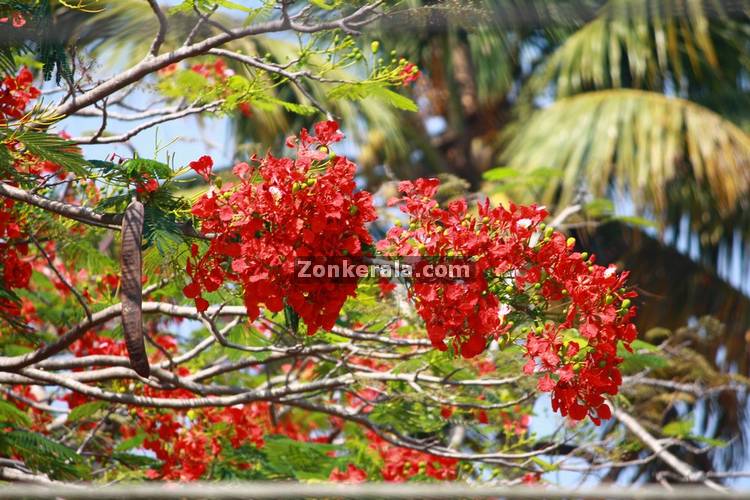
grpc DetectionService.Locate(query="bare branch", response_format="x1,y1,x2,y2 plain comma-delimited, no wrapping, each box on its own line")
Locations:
30,234,93,322
0,182,122,231
53,4,386,119
209,48,332,119
614,408,727,492
146,0,169,57
71,100,224,144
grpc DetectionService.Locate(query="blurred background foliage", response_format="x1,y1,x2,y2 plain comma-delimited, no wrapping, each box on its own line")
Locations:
12,0,750,482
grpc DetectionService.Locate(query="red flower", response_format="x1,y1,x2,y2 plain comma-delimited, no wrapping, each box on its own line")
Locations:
399,61,421,85
379,177,638,424
185,121,376,335
12,12,25,28
189,155,213,182
238,102,252,117
366,430,457,481
0,67,40,122
378,277,397,297
313,120,344,145
134,174,159,193
522,472,541,485
329,464,367,483
0,12,26,28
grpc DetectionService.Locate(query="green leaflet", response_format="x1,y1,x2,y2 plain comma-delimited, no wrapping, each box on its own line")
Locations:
262,435,343,480
67,400,108,423
0,128,90,177
0,429,88,479
0,399,32,427
328,82,419,112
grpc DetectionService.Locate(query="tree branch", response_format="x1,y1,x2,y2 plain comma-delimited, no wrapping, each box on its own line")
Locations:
613,408,726,492
145,0,168,57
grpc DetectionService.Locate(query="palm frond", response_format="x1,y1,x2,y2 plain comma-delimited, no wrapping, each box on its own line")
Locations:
523,0,750,100
501,89,750,218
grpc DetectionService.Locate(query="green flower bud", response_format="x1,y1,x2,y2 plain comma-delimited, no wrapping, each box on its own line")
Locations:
370,40,380,53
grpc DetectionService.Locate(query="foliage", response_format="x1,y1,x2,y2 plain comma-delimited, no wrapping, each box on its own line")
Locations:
0,0,745,490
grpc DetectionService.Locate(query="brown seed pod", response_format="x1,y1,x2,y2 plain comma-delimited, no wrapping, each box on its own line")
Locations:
120,198,149,377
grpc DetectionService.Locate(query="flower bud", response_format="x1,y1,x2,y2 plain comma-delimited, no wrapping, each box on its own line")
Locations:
371,40,380,53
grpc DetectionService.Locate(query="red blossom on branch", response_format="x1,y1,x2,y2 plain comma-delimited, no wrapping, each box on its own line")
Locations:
189,155,214,182
379,178,638,423
0,67,39,122
185,121,376,332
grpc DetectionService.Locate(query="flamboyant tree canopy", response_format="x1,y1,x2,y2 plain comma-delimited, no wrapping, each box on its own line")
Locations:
0,0,744,491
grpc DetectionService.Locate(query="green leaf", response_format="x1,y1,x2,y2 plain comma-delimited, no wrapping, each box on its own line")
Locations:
692,435,728,447
252,95,317,116
122,158,172,179
89,159,118,173
67,401,108,422
310,0,336,10
630,339,660,352
0,399,32,426
369,86,419,112
114,432,147,452
584,198,614,217
483,166,520,181
369,399,445,434
1,129,90,176
262,435,342,480
531,456,558,472
610,215,658,229
662,420,692,438
618,340,666,373
1,430,87,479
217,0,253,12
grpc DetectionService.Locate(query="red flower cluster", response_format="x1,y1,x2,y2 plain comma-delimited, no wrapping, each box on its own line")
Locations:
191,59,233,80
521,234,638,423
189,155,213,181
329,464,368,483
399,61,421,85
133,173,159,194
0,67,39,122
0,12,26,28
366,430,457,481
379,178,637,423
185,121,377,334
119,390,271,480
0,199,31,317
377,178,522,357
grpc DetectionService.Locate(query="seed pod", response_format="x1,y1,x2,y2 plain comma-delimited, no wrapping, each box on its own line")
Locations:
120,198,149,377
